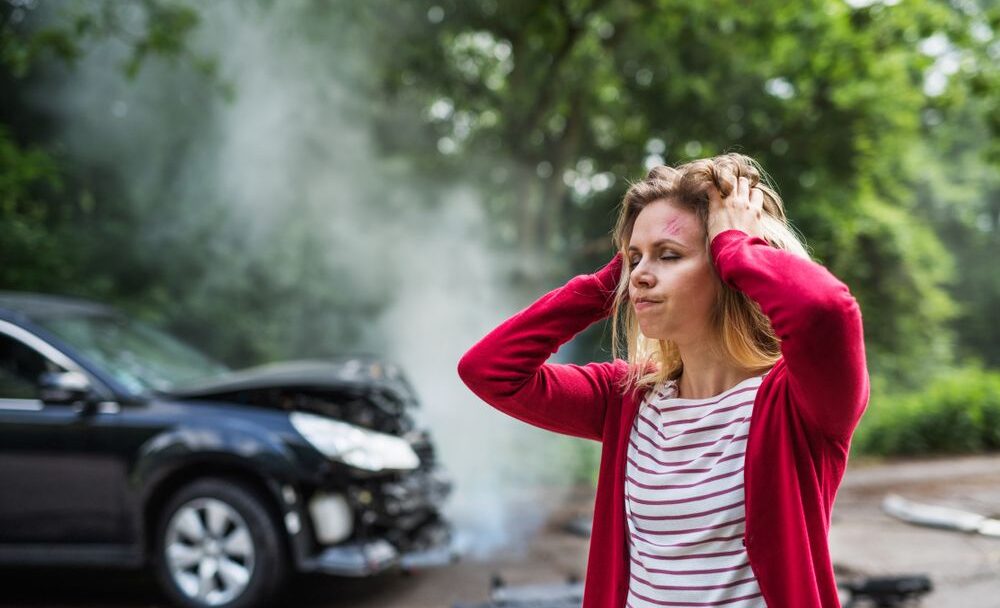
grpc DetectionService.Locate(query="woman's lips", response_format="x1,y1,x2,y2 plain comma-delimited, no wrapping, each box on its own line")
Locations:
634,300,661,312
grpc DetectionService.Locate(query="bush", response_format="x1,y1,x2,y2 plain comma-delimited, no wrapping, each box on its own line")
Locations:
853,365,1000,456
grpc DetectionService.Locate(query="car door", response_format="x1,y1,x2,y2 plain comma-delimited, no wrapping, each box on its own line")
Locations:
0,322,123,545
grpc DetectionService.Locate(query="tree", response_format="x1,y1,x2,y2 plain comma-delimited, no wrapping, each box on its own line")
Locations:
366,0,998,387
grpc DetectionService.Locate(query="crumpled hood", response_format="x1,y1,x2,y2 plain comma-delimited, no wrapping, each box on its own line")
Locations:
163,356,422,436
167,356,416,403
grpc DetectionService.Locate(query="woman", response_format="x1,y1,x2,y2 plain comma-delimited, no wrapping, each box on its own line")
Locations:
457,153,869,607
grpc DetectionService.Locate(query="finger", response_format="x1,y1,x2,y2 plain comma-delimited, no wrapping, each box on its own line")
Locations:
739,176,750,205
716,175,736,202
750,186,764,209
708,183,724,206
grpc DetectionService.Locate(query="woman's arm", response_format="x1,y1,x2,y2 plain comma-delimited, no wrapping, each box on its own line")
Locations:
456,254,627,442
710,229,870,442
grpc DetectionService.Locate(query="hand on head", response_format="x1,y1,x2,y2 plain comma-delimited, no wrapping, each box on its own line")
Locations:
706,174,766,242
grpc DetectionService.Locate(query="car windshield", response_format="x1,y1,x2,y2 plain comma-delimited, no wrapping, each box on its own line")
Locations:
34,313,232,396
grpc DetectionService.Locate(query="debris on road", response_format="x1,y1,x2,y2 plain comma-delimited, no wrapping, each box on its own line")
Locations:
453,575,583,608
882,494,1000,537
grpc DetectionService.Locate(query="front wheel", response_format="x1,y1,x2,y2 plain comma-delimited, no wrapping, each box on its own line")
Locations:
152,478,289,608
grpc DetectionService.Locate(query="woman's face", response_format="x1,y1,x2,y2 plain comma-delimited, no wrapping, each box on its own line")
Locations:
626,198,719,344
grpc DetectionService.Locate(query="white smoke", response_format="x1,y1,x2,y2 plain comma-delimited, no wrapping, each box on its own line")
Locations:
30,0,597,558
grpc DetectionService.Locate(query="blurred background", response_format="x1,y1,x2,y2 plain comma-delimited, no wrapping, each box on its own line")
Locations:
1,0,998,606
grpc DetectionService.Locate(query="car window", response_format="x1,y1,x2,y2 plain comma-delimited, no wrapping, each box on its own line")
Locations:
0,333,65,400
35,314,230,396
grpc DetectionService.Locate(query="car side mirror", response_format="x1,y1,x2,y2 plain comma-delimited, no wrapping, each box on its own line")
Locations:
38,371,93,405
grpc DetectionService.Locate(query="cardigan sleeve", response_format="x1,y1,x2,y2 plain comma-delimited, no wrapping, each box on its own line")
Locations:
710,229,870,441
456,254,628,442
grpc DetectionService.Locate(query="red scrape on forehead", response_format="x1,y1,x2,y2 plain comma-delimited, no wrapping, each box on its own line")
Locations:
659,217,686,237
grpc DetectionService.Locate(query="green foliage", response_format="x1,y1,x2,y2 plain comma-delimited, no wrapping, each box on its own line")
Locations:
0,126,79,290
843,193,958,383
905,95,1000,368
0,0,997,401
368,0,998,388
1,0,208,79
0,0,236,346
854,364,1000,456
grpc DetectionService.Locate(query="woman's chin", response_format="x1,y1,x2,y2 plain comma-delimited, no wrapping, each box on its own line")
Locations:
637,323,669,341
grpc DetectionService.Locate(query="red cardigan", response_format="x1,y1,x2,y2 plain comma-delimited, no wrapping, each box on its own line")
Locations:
457,229,870,607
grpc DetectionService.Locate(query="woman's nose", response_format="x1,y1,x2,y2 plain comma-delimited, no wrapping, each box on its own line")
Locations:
630,266,654,289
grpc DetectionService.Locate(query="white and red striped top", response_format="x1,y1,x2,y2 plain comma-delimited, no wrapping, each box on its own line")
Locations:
624,372,769,608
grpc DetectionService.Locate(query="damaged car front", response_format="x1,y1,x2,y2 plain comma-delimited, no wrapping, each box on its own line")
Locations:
0,293,457,608
169,357,457,577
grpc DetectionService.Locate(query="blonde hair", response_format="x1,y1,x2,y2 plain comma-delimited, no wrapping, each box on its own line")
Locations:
609,153,811,393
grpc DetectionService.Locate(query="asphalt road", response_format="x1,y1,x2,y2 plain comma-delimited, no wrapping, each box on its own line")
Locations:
3,455,1000,608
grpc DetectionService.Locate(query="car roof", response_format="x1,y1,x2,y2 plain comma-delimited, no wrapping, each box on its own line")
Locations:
0,291,117,320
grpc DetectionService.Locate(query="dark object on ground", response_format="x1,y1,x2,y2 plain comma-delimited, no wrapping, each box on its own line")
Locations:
840,574,933,608
454,575,583,608
561,516,591,538
0,292,458,608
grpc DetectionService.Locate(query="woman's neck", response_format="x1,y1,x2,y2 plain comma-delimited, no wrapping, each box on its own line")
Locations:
675,367,760,400
674,342,762,400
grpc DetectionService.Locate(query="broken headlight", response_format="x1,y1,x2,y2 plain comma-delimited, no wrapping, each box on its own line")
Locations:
289,411,420,472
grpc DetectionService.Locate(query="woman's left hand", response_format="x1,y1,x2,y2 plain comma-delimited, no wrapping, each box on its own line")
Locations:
707,174,766,242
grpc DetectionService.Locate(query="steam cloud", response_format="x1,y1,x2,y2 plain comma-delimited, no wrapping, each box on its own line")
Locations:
31,1,594,558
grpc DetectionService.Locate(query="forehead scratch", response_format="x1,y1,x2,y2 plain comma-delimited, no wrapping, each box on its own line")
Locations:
660,218,685,237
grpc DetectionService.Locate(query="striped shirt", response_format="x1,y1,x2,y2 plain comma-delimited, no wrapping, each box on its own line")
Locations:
624,373,769,608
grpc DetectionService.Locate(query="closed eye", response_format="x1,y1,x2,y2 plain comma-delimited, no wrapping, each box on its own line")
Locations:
628,254,680,267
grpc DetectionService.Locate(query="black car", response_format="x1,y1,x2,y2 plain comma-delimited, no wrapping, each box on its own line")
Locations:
0,292,456,608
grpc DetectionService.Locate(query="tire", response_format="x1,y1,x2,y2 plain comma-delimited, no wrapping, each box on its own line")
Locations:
151,478,289,608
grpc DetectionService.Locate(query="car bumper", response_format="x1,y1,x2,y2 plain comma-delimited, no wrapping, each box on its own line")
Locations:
299,519,459,576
